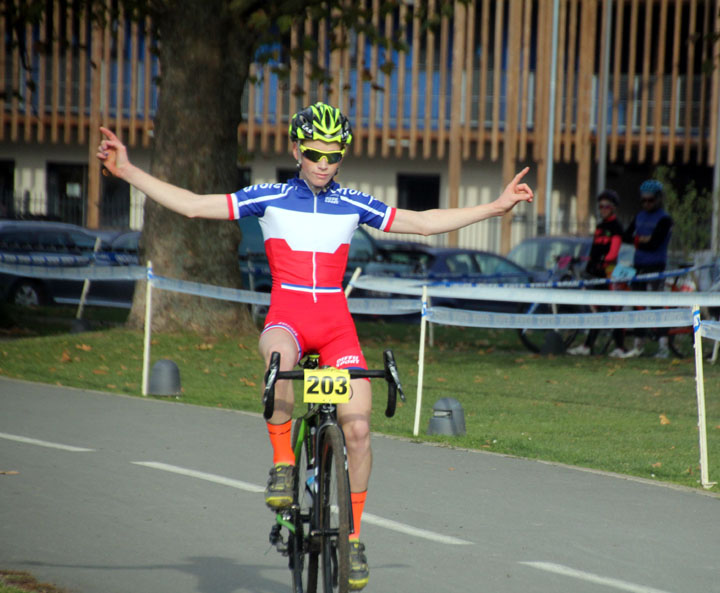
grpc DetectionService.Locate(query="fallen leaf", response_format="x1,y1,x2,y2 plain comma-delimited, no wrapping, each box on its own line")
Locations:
60,350,72,363
514,358,525,364
448,467,456,471
436,377,447,382
106,384,116,389
474,376,484,383
75,343,92,351
196,343,214,351
237,343,248,350
652,462,662,468
92,368,108,375
659,413,671,425
546,379,557,384
0,470,19,475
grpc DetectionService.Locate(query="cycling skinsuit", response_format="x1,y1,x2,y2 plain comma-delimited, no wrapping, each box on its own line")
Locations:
226,177,396,369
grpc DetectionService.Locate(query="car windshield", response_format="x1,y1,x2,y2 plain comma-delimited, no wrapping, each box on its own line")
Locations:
508,238,586,271
381,249,433,274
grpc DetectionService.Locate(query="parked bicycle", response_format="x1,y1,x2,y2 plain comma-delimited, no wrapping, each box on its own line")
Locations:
517,255,708,358
263,350,405,593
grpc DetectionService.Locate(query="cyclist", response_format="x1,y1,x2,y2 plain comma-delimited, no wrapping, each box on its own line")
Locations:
613,179,673,358
97,102,533,590
567,189,624,356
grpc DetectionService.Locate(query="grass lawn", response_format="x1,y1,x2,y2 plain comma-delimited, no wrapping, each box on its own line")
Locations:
0,571,69,593
1,305,718,493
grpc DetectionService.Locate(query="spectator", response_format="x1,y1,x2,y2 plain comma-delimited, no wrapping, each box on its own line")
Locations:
611,179,673,358
567,189,624,356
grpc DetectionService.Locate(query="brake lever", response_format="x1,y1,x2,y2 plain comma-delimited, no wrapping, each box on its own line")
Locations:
383,350,406,402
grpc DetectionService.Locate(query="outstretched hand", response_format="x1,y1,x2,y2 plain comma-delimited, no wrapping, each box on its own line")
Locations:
496,167,534,213
96,127,129,178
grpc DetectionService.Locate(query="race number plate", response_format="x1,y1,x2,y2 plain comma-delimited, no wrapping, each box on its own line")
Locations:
303,368,351,404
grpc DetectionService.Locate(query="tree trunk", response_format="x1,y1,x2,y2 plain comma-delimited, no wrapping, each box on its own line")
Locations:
127,1,256,334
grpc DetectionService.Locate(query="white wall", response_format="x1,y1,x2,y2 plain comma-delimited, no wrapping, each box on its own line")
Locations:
0,141,152,229
1,140,582,251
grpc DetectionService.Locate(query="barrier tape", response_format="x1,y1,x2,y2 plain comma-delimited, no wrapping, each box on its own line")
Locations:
149,273,421,315
426,305,692,329
700,321,720,342
0,261,146,280
352,275,720,307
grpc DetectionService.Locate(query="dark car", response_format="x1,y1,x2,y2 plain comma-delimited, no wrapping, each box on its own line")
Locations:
0,220,136,308
375,241,538,312
109,230,141,266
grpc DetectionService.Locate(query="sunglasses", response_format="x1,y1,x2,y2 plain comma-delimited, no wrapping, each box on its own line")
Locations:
640,197,656,204
299,145,345,164
598,203,614,210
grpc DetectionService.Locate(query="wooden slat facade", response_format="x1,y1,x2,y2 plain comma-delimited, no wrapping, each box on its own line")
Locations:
1,1,719,241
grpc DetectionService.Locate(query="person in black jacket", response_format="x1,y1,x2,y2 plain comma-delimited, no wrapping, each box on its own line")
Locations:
611,179,673,358
567,189,624,356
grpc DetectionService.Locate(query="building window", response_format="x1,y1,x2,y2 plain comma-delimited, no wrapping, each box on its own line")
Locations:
238,166,252,188
46,163,87,225
277,168,297,183
397,174,440,211
0,160,15,218
101,173,131,229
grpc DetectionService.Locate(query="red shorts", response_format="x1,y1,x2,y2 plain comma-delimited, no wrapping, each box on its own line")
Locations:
262,289,367,370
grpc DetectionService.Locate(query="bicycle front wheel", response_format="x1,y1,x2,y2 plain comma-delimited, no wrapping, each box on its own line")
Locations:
291,419,319,593
517,303,582,353
316,425,351,593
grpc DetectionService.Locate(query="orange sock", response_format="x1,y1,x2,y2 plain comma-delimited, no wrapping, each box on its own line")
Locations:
350,490,367,541
267,420,295,466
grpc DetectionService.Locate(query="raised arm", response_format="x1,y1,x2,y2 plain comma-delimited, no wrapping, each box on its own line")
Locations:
96,127,230,220
388,167,533,236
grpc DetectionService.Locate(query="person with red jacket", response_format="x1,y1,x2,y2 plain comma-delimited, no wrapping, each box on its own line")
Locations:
567,189,624,356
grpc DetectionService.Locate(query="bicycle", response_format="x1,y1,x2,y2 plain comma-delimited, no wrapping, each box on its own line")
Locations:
263,350,405,593
517,255,586,353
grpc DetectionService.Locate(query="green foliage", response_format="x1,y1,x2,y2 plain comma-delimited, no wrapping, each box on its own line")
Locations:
654,166,713,258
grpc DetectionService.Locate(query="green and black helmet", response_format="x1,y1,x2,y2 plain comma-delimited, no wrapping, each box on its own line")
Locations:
288,102,353,146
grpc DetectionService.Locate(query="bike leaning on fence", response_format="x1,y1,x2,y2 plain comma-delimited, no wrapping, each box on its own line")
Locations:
263,350,405,593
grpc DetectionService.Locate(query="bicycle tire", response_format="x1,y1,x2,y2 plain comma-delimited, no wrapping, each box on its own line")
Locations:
517,303,582,353
316,425,351,593
291,419,319,593
667,327,698,359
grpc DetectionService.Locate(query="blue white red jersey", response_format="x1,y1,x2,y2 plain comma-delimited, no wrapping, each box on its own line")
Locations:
226,177,395,297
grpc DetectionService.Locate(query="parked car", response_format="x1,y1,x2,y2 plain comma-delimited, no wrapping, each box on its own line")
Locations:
0,220,136,307
374,241,539,312
506,235,636,281
108,230,141,265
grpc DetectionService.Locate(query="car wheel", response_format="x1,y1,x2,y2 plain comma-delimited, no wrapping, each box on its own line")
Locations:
10,280,46,307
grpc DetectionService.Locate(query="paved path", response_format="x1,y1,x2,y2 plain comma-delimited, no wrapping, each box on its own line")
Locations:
0,377,717,593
